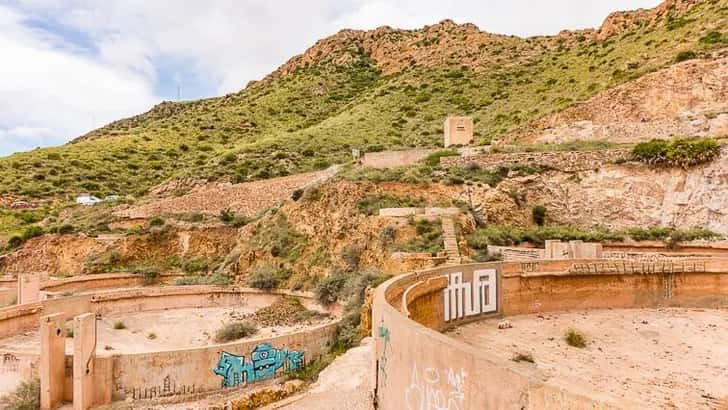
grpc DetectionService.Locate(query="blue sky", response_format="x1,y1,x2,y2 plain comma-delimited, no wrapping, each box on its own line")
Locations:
0,0,661,157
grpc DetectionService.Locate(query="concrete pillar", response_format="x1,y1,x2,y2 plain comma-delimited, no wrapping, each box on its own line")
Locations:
73,313,96,410
17,273,40,304
40,313,66,410
569,240,584,259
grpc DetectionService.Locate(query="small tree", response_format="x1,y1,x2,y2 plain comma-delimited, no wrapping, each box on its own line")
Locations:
532,205,547,226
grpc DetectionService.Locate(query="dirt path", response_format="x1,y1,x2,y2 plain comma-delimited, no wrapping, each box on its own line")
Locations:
448,308,728,409
265,338,374,410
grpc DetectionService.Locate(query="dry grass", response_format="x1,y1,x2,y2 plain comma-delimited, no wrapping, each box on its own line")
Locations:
565,328,587,348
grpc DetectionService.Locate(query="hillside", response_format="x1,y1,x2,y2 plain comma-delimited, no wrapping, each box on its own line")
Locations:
0,0,726,205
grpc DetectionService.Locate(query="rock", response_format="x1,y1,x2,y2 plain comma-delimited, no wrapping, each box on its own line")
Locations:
498,320,513,329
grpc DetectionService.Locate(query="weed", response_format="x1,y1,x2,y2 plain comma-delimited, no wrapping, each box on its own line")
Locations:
215,321,258,343
565,328,587,348
113,321,126,330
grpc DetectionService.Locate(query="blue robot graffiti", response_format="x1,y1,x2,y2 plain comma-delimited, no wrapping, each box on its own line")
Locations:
213,344,305,388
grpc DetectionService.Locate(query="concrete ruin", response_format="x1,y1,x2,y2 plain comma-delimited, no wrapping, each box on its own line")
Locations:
443,116,473,147
372,257,728,409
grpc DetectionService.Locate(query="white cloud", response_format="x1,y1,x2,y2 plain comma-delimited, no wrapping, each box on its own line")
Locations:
0,0,662,156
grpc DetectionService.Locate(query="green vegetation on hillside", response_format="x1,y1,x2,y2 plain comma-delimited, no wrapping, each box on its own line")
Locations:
0,0,725,202
632,137,721,168
467,224,723,249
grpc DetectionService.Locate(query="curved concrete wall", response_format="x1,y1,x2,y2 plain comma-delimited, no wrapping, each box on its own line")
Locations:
372,258,728,409
0,280,342,405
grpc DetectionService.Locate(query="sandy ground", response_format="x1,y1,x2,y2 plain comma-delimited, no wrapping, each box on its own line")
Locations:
0,306,333,355
266,338,374,410
448,308,728,409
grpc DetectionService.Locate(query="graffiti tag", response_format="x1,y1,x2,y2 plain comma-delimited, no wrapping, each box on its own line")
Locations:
213,343,304,388
405,363,467,410
378,318,391,388
443,270,497,322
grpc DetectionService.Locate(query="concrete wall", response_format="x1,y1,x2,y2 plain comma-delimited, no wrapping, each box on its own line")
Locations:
0,281,342,405
372,258,728,409
361,149,438,169
106,322,337,401
440,149,628,172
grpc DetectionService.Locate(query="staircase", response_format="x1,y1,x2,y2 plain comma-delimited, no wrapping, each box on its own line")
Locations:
441,217,461,265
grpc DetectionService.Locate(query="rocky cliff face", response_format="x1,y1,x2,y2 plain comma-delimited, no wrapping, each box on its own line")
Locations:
513,55,728,144
597,0,700,39
474,149,728,234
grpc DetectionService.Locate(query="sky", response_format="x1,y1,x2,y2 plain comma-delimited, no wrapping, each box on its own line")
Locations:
0,0,662,157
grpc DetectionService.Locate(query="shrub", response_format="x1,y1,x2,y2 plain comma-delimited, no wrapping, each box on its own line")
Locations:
21,225,44,241
0,378,40,410
396,219,443,254
565,328,587,348
632,137,720,168
247,264,290,290
423,149,459,166
315,272,349,305
252,215,307,261
149,217,165,227
674,50,697,62
379,225,397,246
219,208,235,224
340,244,362,271
113,321,126,330
532,205,547,226
699,31,726,45
215,321,258,343
131,266,160,286
7,235,23,249
291,188,304,201
356,194,425,216
56,224,75,235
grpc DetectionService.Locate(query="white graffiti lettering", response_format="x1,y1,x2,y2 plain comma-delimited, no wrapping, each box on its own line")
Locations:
405,363,467,410
443,269,497,321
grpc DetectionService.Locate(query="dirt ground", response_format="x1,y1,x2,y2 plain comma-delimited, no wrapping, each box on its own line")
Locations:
0,305,334,355
448,308,728,409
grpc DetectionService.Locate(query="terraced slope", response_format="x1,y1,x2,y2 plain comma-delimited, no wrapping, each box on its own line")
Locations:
0,0,726,201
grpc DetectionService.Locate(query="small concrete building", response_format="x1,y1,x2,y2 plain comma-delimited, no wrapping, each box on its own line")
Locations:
443,116,473,147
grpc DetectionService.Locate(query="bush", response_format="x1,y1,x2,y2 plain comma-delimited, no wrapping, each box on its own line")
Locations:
247,264,290,290
214,321,258,343
291,188,304,201
56,224,75,235
113,321,126,330
357,194,425,216
699,31,726,45
396,219,443,254
149,217,165,227
379,225,396,246
0,378,40,410
632,137,720,168
423,149,459,167
340,244,362,271
219,208,235,224
315,272,349,305
532,205,547,226
131,266,160,286
565,328,587,348
674,50,697,62
7,235,23,249
21,225,44,241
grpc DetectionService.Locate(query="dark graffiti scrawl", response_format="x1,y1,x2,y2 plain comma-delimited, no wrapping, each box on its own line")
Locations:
213,343,304,388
